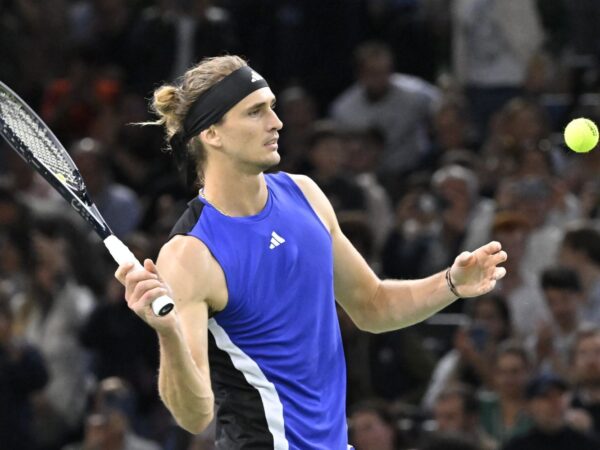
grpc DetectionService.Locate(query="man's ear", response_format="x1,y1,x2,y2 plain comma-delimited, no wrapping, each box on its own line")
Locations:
200,126,221,148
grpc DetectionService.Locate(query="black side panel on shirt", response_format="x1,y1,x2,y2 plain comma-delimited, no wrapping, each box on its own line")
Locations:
208,332,275,449
168,197,205,239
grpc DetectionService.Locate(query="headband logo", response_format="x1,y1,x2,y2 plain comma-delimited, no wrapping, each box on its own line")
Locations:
251,70,262,83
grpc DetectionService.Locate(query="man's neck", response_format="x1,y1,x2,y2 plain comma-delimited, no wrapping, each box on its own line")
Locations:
202,168,268,217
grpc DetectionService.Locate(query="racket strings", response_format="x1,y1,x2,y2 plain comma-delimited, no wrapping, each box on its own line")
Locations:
0,90,82,191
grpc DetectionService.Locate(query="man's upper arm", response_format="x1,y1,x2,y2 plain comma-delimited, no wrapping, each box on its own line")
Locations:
290,174,381,328
156,235,227,380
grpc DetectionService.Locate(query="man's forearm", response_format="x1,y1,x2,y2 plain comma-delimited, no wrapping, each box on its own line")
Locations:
363,270,458,333
157,329,214,433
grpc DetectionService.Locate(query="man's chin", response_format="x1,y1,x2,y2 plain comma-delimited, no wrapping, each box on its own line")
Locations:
258,154,281,172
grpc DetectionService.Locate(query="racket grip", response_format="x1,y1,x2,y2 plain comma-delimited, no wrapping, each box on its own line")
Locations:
104,235,175,316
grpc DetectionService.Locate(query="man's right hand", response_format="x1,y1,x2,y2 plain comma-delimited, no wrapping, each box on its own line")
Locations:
114,259,177,333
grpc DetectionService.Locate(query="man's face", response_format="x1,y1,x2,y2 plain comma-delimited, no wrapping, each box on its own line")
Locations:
529,388,568,432
495,353,528,397
434,396,467,433
210,87,283,173
544,288,579,330
350,411,394,450
573,335,600,386
309,136,345,177
358,56,392,101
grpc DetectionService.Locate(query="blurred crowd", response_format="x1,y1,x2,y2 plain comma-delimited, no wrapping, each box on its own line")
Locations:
1,0,600,449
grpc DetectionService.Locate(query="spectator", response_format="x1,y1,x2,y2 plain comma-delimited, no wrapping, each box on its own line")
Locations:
501,177,564,279
421,98,477,172
527,266,584,377
12,218,96,449
429,164,496,272
63,377,161,450
276,85,318,174
559,224,600,324
381,177,441,280
423,293,512,408
432,384,498,450
348,399,402,450
305,120,366,212
0,295,49,450
479,342,534,445
490,211,549,340
343,128,395,255
451,0,544,138
385,164,495,282
502,372,599,450
569,326,600,436
330,40,440,187
80,233,161,435
71,137,142,239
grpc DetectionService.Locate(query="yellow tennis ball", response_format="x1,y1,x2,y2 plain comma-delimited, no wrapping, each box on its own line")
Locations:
564,118,599,153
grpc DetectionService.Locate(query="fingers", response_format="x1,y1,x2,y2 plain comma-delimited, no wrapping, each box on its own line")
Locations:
143,258,160,277
456,251,474,267
491,250,508,266
132,284,169,310
493,266,507,281
482,241,502,255
114,262,135,284
131,279,165,304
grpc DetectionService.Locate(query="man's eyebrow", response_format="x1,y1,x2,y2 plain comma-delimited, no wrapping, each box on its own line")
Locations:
245,98,277,110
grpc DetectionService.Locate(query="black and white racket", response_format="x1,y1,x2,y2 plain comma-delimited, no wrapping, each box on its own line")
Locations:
0,81,174,316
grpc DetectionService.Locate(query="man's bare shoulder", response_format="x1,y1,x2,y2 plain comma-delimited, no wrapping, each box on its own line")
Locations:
160,234,213,263
286,173,335,232
157,235,228,312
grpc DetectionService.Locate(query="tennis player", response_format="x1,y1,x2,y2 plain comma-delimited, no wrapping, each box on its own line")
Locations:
115,55,507,449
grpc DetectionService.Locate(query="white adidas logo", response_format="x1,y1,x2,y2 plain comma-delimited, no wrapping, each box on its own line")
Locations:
269,231,285,250
250,70,263,83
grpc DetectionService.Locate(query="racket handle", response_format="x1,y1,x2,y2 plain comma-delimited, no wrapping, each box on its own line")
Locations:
104,235,175,316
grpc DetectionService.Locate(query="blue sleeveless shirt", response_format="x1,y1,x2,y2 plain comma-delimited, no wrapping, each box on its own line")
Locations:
169,172,349,449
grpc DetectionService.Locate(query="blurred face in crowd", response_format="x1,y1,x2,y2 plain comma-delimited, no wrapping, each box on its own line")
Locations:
573,334,600,387
508,106,546,144
543,288,580,331
350,410,395,450
309,136,345,178
345,133,384,174
280,91,316,130
472,298,507,342
358,54,392,101
495,352,529,399
529,388,568,432
83,411,127,450
434,395,470,433
434,106,467,151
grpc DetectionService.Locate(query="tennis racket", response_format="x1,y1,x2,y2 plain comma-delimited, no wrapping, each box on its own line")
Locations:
0,81,174,316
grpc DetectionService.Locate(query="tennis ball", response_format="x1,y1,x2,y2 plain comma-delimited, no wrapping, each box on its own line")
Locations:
564,118,599,153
